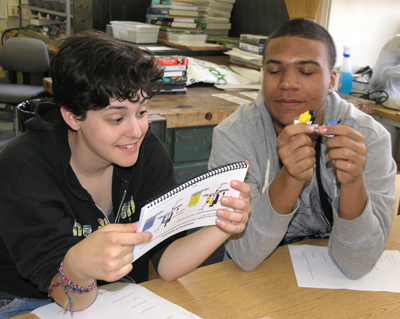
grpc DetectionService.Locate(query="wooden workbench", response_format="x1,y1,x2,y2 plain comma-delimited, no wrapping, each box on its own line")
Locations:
42,78,377,129
42,79,242,128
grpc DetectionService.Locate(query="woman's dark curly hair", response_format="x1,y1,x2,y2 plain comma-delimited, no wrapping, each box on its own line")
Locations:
50,30,164,119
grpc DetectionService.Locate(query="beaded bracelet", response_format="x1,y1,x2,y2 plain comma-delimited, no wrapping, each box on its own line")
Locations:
49,262,98,315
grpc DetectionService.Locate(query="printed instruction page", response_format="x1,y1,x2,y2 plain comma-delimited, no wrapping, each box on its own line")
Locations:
133,163,248,261
289,245,400,293
32,282,201,318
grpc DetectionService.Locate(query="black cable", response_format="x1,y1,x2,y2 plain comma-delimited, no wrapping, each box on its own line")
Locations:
350,90,389,104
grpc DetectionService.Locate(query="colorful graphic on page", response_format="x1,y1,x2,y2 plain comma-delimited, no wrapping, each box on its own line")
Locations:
202,183,229,208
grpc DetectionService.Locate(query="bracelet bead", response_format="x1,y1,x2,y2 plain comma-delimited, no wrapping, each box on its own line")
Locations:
48,261,98,316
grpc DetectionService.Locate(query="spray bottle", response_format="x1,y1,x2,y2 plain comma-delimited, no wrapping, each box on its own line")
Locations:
338,46,353,95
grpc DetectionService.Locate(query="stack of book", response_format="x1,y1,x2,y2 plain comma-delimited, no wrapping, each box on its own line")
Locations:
146,0,199,30
146,0,206,42
194,0,235,36
166,31,208,45
239,34,268,56
155,55,189,94
224,34,268,71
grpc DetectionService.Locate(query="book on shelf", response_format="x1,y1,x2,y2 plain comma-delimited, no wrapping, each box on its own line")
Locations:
196,15,230,23
174,17,196,22
132,161,249,261
161,64,189,71
225,48,263,67
155,55,190,66
154,0,196,5
159,25,203,32
239,42,264,55
198,6,231,18
240,34,269,45
162,76,188,85
202,28,229,36
150,3,198,11
159,87,187,94
168,31,208,44
163,70,188,77
147,14,197,21
147,7,199,17
152,19,198,29
194,0,234,11
197,21,231,30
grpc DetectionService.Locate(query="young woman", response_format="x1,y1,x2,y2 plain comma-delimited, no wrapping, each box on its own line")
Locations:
0,30,251,318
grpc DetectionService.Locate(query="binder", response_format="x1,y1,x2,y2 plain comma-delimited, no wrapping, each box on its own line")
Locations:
133,161,249,261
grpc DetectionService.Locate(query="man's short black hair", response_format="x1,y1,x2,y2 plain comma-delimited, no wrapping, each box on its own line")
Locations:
265,18,336,70
50,30,164,118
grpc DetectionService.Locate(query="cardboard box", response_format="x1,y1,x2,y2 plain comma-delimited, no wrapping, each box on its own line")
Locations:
111,21,160,44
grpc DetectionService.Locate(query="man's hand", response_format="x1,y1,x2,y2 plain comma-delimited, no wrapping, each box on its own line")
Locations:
319,124,366,186
277,123,317,182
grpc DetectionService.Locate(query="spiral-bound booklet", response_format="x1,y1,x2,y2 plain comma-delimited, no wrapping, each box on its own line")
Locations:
133,161,249,261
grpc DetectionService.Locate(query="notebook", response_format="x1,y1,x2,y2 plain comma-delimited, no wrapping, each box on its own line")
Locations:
133,161,249,261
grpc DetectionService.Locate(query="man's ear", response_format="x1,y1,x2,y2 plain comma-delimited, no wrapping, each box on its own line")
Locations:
60,107,81,131
330,69,337,91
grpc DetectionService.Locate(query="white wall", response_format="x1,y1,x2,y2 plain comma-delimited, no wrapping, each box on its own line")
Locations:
326,0,400,69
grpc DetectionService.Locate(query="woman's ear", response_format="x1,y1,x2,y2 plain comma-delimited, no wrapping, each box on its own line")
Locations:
60,107,81,131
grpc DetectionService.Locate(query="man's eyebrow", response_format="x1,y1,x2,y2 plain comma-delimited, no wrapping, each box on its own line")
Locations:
264,59,321,67
297,60,321,67
264,59,282,65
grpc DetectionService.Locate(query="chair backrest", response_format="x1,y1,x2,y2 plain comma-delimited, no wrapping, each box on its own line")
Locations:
0,37,50,74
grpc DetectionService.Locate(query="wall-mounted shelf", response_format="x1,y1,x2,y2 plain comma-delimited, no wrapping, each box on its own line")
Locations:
19,0,72,36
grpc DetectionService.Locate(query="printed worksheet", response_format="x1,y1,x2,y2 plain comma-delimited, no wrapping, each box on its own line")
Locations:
289,245,400,293
32,282,201,318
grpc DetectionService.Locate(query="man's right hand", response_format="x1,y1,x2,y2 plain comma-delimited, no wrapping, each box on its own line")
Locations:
276,123,316,182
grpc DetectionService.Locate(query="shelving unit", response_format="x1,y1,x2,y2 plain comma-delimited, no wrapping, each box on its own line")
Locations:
18,0,72,36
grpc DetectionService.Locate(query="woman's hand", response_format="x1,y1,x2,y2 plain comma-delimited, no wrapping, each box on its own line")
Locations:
64,223,152,284
215,179,251,234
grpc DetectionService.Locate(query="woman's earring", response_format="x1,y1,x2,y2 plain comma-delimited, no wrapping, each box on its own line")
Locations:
328,88,333,94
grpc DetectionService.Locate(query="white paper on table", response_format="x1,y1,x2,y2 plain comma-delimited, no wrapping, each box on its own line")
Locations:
32,282,202,319
139,46,176,51
211,93,252,105
288,245,400,293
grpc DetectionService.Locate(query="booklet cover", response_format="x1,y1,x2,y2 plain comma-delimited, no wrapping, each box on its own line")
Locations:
133,161,249,261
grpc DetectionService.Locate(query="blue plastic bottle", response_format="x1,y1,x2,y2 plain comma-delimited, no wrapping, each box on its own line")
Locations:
338,46,353,95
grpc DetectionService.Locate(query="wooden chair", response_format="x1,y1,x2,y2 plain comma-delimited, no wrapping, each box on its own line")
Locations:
395,174,400,216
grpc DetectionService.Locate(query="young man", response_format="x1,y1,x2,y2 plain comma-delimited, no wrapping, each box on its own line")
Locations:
0,30,251,318
209,18,396,279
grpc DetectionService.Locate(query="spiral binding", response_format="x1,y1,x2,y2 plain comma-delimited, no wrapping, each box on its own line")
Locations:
145,161,248,208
